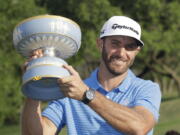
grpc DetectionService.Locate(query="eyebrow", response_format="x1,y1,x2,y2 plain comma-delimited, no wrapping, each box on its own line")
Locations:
111,39,136,44
111,39,121,43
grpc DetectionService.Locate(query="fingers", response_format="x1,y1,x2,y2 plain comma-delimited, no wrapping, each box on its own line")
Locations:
57,65,88,100
57,65,80,85
62,64,78,76
22,49,44,73
58,76,74,84
58,76,74,98
21,61,28,73
32,49,43,56
29,49,43,60
58,65,81,85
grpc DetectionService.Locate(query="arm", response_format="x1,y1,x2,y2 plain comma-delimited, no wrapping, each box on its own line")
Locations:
88,91,155,135
58,65,156,135
21,50,58,135
21,98,57,135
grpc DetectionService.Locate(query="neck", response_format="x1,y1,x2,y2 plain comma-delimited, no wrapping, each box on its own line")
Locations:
98,63,128,91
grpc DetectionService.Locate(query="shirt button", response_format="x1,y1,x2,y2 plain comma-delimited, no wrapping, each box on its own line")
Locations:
106,95,110,99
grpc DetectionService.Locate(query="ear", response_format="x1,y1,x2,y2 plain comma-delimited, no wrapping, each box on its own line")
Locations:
135,46,141,55
96,38,103,51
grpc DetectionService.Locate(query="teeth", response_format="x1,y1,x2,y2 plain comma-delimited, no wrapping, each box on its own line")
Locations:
113,60,124,64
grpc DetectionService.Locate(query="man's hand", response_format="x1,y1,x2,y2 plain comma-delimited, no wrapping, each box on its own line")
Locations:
22,49,43,73
58,65,89,101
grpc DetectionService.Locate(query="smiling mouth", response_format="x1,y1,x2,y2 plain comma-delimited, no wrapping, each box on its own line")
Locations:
110,59,126,66
110,57,126,62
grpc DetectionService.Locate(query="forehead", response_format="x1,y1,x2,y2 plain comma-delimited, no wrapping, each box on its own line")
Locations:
105,35,136,43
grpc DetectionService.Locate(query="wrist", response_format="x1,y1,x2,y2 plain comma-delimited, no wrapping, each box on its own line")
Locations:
25,98,41,106
81,88,96,104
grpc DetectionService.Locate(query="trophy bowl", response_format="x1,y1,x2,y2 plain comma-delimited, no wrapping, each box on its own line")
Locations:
13,15,81,100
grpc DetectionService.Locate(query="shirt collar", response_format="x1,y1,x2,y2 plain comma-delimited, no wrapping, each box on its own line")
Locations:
87,68,101,90
117,69,136,93
86,68,136,93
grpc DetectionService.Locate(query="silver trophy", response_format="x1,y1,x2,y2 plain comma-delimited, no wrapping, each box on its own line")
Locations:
13,15,81,100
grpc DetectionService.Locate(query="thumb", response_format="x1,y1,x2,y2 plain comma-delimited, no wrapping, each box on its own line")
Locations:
63,64,78,76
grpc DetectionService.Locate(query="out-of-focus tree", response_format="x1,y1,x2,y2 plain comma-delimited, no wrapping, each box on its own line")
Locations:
0,0,46,125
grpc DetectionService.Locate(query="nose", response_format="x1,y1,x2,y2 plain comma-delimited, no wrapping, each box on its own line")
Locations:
115,46,126,57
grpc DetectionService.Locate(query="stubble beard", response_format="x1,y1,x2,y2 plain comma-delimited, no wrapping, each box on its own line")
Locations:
102,45,134,76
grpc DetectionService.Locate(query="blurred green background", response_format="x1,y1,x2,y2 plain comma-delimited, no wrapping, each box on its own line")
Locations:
0,0,179,134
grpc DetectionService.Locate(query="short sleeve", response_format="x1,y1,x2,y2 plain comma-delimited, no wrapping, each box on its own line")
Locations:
132,82,161,121
42,99,66,130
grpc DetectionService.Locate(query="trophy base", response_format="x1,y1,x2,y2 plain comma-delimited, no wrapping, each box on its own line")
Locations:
22,56,70,101
22,77,64,101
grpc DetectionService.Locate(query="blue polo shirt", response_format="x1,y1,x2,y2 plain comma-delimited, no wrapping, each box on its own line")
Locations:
42,69,161,135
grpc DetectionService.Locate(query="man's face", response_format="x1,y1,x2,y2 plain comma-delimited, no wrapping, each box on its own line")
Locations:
100,36,141,76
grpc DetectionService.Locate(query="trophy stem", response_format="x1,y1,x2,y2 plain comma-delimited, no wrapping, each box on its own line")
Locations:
43,47,56,57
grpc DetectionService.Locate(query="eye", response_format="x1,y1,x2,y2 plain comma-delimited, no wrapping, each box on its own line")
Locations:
125,43,138,51
111,41,119,48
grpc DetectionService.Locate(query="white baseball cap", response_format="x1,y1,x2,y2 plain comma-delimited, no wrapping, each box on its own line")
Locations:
100,16,144,46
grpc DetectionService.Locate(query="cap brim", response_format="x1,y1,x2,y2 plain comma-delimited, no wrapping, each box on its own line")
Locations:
135,39,144,46
100,34,144,46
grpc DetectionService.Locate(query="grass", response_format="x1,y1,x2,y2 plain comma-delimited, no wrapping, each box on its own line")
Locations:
0,125,67,135
0,98,180,135
154,98,180,135
0,125,20,135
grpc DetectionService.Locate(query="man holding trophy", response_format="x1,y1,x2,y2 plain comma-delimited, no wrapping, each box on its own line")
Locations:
13,15,161,135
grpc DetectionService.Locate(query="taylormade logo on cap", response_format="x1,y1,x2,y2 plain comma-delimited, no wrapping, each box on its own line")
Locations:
111,24,139,35
100,16,144,46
